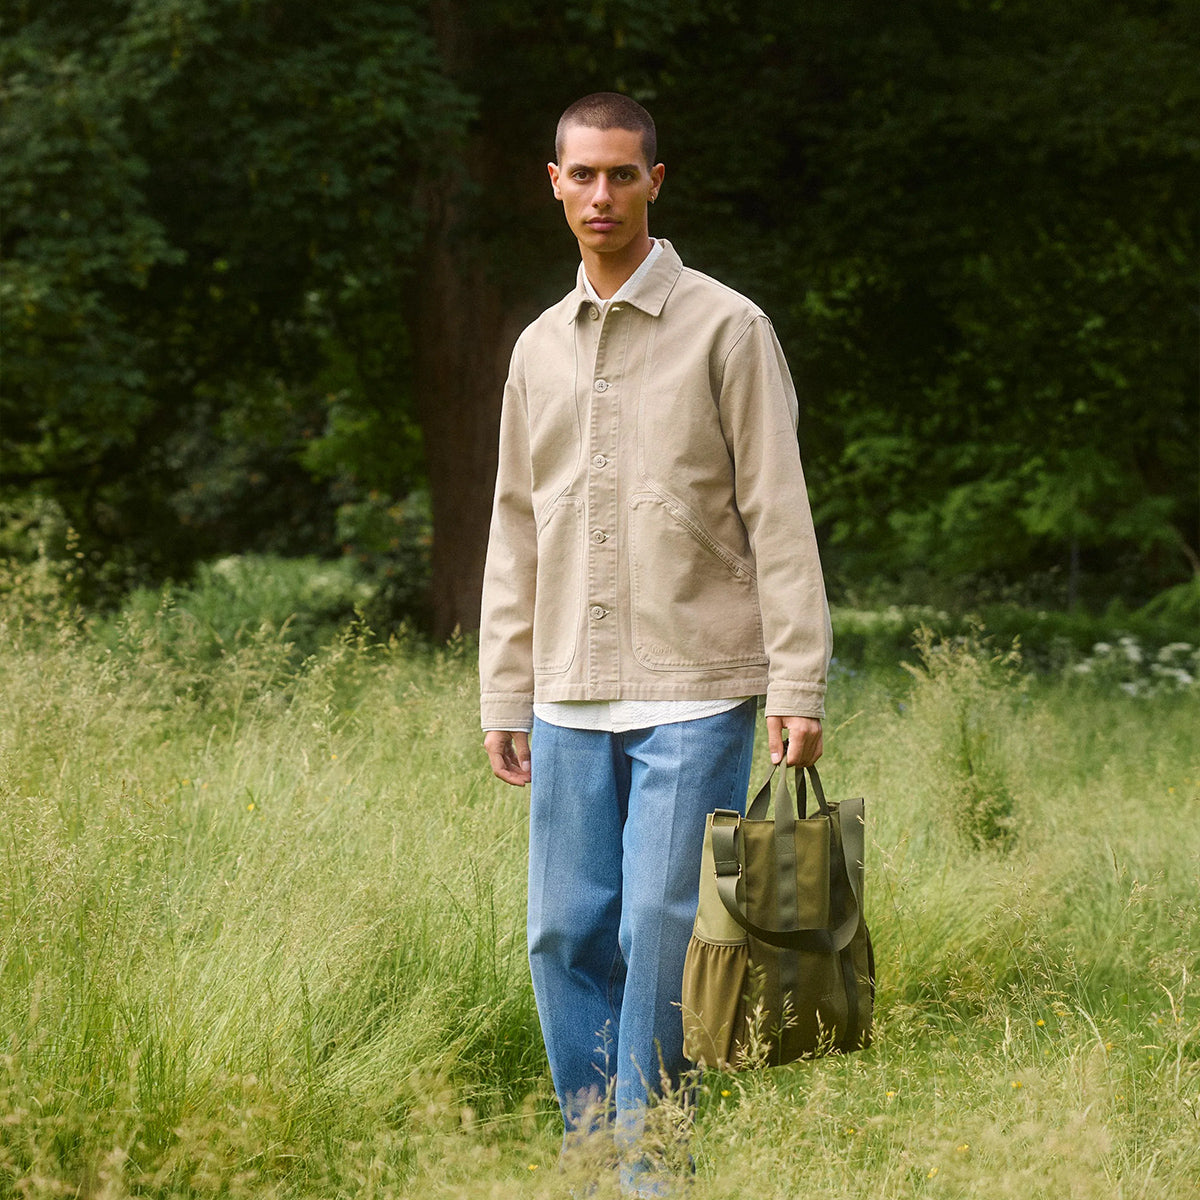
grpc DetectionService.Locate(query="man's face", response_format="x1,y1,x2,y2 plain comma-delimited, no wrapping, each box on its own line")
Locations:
548,124,664,261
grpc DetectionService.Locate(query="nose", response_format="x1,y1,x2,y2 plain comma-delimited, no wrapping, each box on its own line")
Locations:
591,174,611,208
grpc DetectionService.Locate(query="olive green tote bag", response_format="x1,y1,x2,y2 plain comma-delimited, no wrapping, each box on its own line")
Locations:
681,763,874,1069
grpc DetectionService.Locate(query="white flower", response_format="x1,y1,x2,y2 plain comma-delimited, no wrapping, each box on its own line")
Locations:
1118,636,1144,663
1158,642,1195,663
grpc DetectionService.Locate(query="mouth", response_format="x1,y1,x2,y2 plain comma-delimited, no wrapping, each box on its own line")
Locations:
585,218,620,231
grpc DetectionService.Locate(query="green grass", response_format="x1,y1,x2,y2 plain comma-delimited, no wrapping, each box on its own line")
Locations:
1,576,1197,1198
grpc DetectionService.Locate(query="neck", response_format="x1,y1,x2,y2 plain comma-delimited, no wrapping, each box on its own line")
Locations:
581,233,654,300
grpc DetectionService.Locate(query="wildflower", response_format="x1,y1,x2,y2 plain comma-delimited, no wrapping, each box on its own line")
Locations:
886,1090,896,1099
247,802,255,812
527,1163,538,1172
1119,636,1143,664
1160,642,1194,658
720,1089,731,1098
956,1144,969,1153
1011,1080,1022,1089
1036,1019,1045,1027
928,1166,939,1179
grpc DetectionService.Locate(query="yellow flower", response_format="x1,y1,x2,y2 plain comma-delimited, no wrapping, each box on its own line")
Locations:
927,1166,939,1179
527,1163,538,1172
886,1090,896,1099
956,1144,969,1153
246,802,255,812
720,1089,731,1097
1011,1080,1022,1089
1036,1018,1045,1027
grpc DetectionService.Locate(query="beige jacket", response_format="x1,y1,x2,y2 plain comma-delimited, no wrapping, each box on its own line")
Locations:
479,240,831,731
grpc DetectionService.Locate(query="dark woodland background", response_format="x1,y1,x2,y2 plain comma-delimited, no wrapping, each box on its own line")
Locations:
3,0,1197,636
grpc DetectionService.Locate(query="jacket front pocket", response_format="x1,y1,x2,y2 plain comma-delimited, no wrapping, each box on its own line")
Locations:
628,494,765,670
533,497,583,674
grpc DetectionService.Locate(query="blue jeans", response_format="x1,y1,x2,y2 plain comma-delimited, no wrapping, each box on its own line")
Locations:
527,701,757,1149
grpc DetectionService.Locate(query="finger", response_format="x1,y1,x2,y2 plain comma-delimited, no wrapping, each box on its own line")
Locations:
766,715,785,764
789,724,824,767
512,731,532,777
786,725,804,766
489,755,529,787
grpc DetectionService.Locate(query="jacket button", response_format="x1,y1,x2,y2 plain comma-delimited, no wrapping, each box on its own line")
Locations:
589,605,607,620
591,453,608,468
588,306,599,320
591,529,608,543
593,379,609,392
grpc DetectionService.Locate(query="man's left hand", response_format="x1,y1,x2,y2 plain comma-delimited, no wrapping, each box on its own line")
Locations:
766,715,823,767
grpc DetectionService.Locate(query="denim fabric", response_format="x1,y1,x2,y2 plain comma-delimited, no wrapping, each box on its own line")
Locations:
527,700,757,1154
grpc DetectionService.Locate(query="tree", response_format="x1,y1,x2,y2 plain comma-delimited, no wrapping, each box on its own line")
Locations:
4,0,1196,626
2,0,462,591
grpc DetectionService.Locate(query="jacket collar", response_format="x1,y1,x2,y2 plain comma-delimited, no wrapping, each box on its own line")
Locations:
566,239,683,323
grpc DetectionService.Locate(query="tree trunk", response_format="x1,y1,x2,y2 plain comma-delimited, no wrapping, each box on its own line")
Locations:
414,0,550,638
414,224,525,637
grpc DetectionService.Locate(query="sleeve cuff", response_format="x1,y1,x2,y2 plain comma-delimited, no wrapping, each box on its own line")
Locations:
764,682,826,720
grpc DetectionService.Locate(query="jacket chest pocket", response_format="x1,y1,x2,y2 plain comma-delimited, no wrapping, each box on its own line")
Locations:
627,494,765,670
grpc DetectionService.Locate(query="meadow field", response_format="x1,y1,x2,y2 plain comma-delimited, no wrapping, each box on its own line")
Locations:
1,562,1197,1198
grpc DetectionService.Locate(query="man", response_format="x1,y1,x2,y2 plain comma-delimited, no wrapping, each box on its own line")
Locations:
479,93,831,1188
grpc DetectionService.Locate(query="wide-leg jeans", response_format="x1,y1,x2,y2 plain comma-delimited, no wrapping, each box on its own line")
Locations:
527,701,757,1143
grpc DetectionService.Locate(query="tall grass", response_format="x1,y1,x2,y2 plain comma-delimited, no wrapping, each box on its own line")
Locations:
1,574,1197,1198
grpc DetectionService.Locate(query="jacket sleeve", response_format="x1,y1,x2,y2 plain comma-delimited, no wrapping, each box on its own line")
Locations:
718,315,832,718
479,339,538,731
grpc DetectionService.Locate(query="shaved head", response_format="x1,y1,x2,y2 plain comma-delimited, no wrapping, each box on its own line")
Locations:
555,92,657,168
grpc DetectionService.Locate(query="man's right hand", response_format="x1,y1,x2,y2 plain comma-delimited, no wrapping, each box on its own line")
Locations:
484,730,532,787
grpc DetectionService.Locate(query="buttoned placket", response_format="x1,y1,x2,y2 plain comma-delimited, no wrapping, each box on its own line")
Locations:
579,303,629,695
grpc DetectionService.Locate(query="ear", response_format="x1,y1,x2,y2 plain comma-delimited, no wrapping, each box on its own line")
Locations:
547,161,562,200
650,162,665,198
